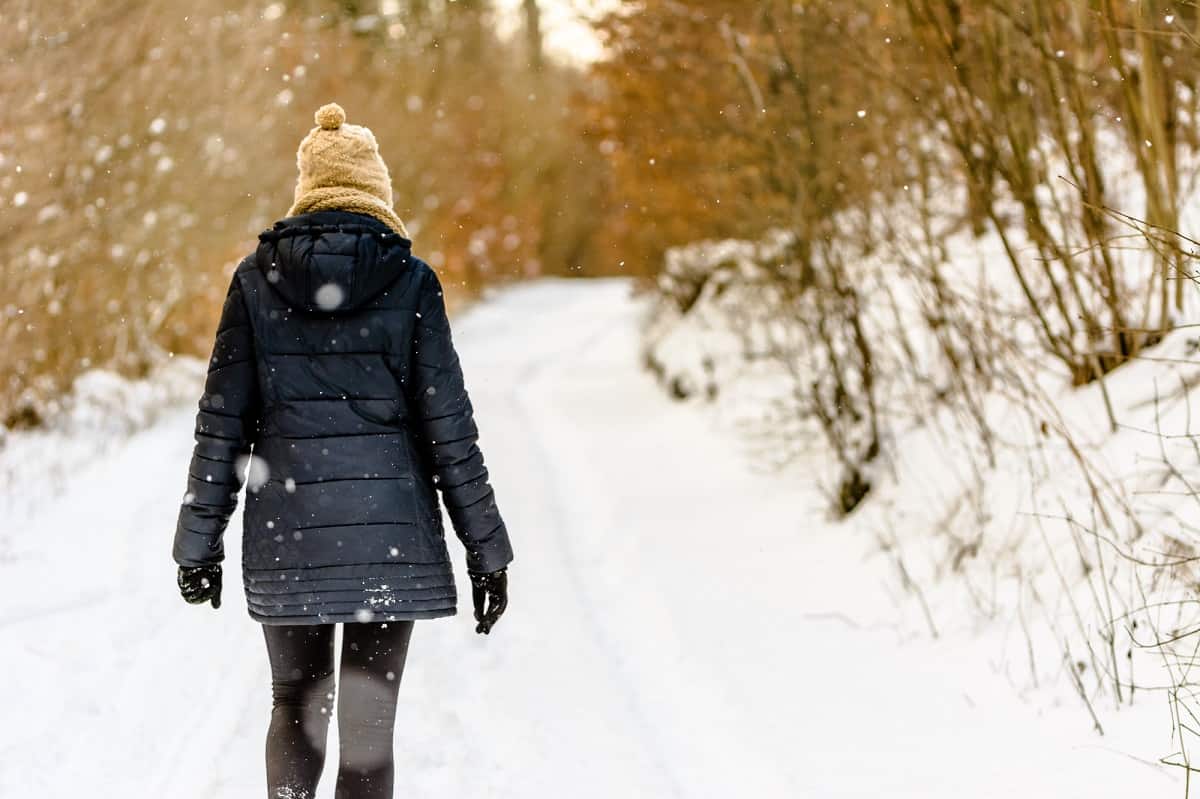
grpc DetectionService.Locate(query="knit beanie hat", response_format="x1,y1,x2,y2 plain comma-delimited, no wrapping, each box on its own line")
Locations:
287,103,411,238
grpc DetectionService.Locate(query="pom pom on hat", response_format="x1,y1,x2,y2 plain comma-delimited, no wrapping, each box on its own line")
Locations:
315,103,346,130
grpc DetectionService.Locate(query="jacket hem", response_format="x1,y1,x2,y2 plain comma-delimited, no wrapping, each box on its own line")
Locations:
250,605,457,625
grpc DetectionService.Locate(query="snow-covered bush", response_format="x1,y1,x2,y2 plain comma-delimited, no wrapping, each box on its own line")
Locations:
0,356,205,525
641,181,1030,515
645,230,798,404
640,184,1200,755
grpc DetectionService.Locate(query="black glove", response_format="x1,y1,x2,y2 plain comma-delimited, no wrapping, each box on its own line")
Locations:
469,568,507,635
178,564,222,609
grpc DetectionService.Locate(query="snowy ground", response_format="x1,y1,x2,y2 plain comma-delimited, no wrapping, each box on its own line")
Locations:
0,278,1179,797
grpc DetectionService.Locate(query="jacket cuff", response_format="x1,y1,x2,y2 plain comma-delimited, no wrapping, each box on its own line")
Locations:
173,525,224,567
465,532,514,574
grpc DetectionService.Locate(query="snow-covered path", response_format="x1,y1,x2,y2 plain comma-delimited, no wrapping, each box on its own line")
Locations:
1,279,1176,797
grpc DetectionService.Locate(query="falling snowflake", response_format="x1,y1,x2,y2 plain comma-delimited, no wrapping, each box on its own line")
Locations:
236,453,271,491
315,283,345,311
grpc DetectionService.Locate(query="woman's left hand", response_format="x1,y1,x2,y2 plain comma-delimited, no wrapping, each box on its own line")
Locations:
178,564,223,609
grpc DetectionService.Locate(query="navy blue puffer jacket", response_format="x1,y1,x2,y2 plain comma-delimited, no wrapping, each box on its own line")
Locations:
172,210,513,624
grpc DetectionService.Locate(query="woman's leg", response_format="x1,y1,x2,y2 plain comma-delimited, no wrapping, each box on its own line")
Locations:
335,620,415,799
262,624,337,799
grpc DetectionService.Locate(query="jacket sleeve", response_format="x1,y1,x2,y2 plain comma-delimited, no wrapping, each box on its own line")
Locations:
407,267,514,574
172,271,261,567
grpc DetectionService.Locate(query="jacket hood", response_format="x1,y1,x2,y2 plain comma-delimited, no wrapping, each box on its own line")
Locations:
255,210,412,314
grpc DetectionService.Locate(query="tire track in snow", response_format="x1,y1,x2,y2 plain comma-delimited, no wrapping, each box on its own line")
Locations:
499,291,688,798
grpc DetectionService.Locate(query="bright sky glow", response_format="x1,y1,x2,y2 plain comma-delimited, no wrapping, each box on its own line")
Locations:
491,0,618,65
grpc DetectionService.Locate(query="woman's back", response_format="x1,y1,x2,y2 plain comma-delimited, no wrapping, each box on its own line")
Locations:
173,208,512,624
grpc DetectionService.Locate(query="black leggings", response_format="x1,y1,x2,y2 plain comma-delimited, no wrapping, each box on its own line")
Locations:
262,621,415,799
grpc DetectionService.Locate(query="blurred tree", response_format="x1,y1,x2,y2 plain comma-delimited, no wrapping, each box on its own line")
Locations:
588,0,1200,507
523,0,544,72
583,0,771,278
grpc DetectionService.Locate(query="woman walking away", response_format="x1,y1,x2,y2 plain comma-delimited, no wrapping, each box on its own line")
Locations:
171,102,513,799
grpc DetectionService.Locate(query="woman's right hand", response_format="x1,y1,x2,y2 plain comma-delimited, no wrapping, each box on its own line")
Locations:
469,568,507,634
178,564,223,609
